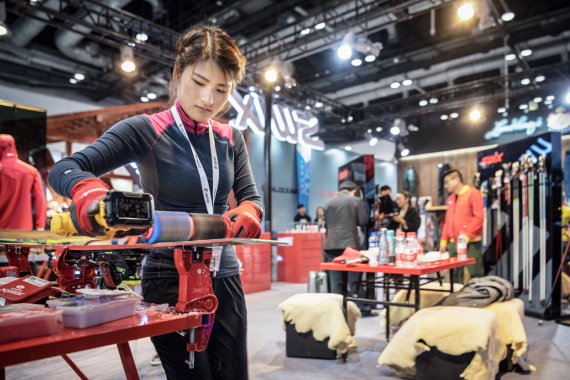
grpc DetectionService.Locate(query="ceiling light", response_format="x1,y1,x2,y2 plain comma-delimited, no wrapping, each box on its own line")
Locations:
519,104,528,110
390,82,401,89
469,107,482,122
347,115,354,122
533,97,542,103
305,105,311,110
315,22,326,30
544,100,552,105
140,96,149,102
419,99,428,107
376,127,383,132
0,22,7,37
315,101,323,108
69,78,78,84
497,107,506,113
337,33,354,60
546,95,555,101
440,115,449,120
344,145,352,151
520,49,532,57
248,86,256,92
264,67,279,83
535,75,545,82
312,136,320,141
401,148,410,157
520,78,531,85
274,85,281,91
369,137,378,146
341,118,346,123
505,53,516,61
457,2,475,21
351,58,362,66
429,97,438,104
450,112,459,119
390,126,401,135
147,92,157,100
402,79,413,86
367,129,372,133
120,46,136,73
364,54,376,63
74,73,85,81
135,32,148,42
501,12,515,22
300,28,311,36
565,92,570,104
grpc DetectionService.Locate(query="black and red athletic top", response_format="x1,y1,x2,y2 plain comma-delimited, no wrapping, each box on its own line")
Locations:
48,101,263,279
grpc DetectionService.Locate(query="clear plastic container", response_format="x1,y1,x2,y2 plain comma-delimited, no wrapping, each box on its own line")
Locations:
47,296,138,329
0,306,63,344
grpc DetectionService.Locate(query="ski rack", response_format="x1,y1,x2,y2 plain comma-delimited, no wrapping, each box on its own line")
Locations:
477,132,564,320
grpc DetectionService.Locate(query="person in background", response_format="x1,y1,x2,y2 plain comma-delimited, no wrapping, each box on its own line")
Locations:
392,191,421,234
324,181,368,297
377,185,399,231
314,206,326,229
48,25,261,380
0,134,46,230
294,203,312,224
439,169,485,283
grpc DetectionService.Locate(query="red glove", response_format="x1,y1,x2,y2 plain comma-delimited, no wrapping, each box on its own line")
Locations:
223,201,262,238
69,178,109,236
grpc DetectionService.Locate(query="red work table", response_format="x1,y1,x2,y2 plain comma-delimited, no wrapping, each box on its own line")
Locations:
0,308,203,380
320,258,476,340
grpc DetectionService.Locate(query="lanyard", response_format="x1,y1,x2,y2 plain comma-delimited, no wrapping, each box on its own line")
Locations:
170,105,219,215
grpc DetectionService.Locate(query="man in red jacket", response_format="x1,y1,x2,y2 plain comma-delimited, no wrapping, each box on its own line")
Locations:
439,169,485,283
0,134,46,230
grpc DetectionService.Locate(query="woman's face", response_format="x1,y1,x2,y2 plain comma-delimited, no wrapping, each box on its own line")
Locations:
176,60,232,122
395,193,408,208
317,208,325,217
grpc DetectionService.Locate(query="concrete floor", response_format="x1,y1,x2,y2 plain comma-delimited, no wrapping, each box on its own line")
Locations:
6,282,570,379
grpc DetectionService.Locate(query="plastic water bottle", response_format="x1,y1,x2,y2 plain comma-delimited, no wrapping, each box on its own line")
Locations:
368,232,379,266
457,232,468,260
395,231,405,267
405,232,418,267
379,228,388,265
386,230,395,264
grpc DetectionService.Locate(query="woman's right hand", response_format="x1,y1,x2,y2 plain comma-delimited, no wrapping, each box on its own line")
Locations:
69,178,109,236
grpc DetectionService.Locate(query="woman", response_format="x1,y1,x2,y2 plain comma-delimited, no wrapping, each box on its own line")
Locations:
314,206,325,229
392,191,420,233
48,25,261,380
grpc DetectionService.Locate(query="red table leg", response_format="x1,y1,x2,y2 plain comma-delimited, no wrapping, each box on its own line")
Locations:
61,354,88,380
117,342,140,380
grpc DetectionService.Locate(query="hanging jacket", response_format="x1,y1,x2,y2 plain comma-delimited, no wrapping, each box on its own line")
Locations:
0,134,47,230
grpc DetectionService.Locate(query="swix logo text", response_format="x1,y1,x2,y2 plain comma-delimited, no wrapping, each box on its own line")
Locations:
480,152,504,167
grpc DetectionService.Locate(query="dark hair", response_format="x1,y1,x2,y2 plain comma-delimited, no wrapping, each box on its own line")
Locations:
380,185,391,192
297,204,305,209
169,24,246,103
339,181,357,191
398,191,412,201
443,169,464,183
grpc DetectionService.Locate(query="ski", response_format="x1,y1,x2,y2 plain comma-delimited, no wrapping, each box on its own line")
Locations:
520,155,529,292
527,156,535,303
512,162,520,291
538,155,547,302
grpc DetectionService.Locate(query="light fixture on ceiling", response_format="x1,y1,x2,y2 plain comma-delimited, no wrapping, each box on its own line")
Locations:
565,91,570,104
140,96,149,103
312,136,320,141
74,73,85,81
469,107,482,122
457,2,475,21
402,79,413,86
347,115,354,122
533,97,542,103
300,27,311,36
147,92,157,100
505,53,516,61
305,105,311,110
274,85,281,91
0,1,8,37
264,65,279,83
390,126,400,135
497,107,506,113
367,128,372,133
376,127,383,132
315,101,323,108
315,22,326,30
337,32,354,60
546,95,555,101
397,142,410,157
520,78,531,86
429,97,438,104
248,86,256,92
369,137,378,146
450,112,459,119
364,54,376,63
69,78,78,84
135,32,148,42
390,81,400,89
501,12,515,22
535,75,545,82
440,115,449,121
120,46,136,73
344,145,352,151
519,103,528,110
351,58,362,67
520,49,532,57
419,99,428,107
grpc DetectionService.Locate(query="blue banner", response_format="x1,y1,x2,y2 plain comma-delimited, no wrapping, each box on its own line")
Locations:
296,144,312,213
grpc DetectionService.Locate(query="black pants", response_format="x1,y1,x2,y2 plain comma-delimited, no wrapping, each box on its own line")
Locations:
323,249,370,312
142,275,248,380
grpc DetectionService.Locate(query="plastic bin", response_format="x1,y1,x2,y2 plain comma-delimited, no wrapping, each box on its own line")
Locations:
47,297,138,329
0,306,63,344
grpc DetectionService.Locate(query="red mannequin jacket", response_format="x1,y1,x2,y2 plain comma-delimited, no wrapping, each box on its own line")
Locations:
0,134,47,230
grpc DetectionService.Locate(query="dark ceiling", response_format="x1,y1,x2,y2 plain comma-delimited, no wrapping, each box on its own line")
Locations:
1,0,570,146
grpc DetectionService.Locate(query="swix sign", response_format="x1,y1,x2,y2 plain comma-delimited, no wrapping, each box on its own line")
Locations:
228,91,325,151
479,152,504,168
